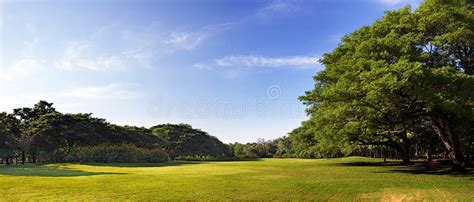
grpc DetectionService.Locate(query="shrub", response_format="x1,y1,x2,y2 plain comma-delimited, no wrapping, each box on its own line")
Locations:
66,144,169,163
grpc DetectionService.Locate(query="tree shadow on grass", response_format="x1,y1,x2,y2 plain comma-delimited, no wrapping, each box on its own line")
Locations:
81,159,263,168
81,161,210,168
338,161,406,167
0,164,124,177
337,161,474,177
385,166,474,177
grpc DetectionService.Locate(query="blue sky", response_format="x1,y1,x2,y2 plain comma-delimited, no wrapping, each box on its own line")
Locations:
0,0,421,143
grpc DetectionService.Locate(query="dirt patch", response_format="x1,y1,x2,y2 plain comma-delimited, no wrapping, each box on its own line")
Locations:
358,188,454,201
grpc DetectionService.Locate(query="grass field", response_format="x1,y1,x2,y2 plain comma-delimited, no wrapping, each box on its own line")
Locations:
0,157,472,200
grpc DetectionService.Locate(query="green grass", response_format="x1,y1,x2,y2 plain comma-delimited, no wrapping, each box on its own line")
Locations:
0,157,472,200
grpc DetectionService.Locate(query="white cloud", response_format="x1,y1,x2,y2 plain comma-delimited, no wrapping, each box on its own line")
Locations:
53,20,230,72
55,42,126,71
193,55,320,79
6,83,139,101
121,20,237,60
10,58,44,75
77,56,125,71
55,42,89,70
165,32,205,51
0,83,141,114
209,55,319,70
59,83,139,100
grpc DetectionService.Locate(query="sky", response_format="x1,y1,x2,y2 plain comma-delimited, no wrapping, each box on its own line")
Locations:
0,0,422,143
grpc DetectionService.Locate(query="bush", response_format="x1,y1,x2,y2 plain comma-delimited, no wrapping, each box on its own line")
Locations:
66,144,169,163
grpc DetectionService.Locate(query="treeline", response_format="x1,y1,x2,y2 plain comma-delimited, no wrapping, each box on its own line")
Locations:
0,101,232,164
228,129,447,161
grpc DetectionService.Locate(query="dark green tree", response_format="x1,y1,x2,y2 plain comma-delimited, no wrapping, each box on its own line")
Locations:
299,0,473,170
0,112,20,165
13,100,56,163
151,124,231,160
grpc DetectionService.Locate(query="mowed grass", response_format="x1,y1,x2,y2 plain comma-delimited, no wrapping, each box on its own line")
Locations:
0,157,472,200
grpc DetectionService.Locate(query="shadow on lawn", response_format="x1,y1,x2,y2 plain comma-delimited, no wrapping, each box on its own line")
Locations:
82,159,263,168
338,161,474,176
339,161,405,167
386,166,473,176
82,160,210,168
0,164,123,177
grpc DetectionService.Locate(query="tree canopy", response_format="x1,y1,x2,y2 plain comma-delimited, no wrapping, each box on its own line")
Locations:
0,101,233,164
299,0,473,170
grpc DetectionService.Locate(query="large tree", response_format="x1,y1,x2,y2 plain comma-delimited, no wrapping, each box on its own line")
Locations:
13,100,57,163
30,112,111,162
300,0,473,170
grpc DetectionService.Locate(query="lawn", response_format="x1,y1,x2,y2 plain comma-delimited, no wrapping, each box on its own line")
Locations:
0,157,472,200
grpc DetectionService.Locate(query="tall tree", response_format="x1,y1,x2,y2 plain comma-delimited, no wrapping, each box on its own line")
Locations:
13,100,57,163
299,0,473,170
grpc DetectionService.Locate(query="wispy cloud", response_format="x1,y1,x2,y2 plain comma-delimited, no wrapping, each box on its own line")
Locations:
258,1,301,16
55,42,127,72
10,58,45,75
47,1,304,73
54,20,227,72
165,32,205,51
0,82,141,112
372,0,422,7
1,24,44,81
195,55,320,71
59,83,140,100
1,58,45,82
124,21,235,57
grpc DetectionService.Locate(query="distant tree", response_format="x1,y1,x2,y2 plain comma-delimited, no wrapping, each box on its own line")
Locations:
273,136,292,157
230,143,246,159
151,124,231,160
107,124,160,149
13,100,56,163
0,113,19,165
30,113,109,162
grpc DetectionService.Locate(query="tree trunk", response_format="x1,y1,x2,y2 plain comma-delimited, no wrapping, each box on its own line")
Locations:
430,118,465,171
449,142,465,172
21,151,26,164
400,134,411,164
426,150,433,162
32,152,36,164
386,140,410,164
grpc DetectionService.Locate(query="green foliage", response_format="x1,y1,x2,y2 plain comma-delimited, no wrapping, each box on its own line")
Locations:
288,122,319,158
151,124,232,160
30,112,110,162
297,0,474,168
65,144,169,163
0,113,19,162
1,101,233,164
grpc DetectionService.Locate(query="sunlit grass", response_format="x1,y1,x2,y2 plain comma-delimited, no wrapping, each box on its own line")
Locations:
0,157,472,200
